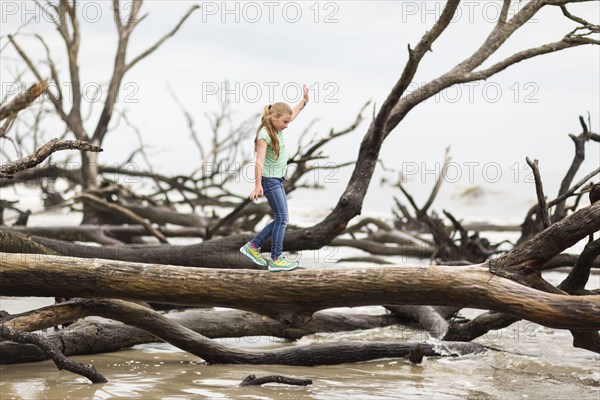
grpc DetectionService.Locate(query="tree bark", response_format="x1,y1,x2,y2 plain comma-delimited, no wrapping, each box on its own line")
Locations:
2,301,405,342
0,306,407,364
0,80,48,122
1,253,598,330
490,202,600,282
240,374,312,386
0,139,102,179
0,324,107,383
1,299,486,366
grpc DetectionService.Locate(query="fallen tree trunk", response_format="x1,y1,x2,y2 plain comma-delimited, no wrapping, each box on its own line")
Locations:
7,225,208,240
386,305,454,338
0,306,406,364
330,238,434,258
1,253,598,330
0,299,486,366
5,192,597,272
2,301,405,342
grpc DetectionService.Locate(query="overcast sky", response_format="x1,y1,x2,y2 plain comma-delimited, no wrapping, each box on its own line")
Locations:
1,1,599,217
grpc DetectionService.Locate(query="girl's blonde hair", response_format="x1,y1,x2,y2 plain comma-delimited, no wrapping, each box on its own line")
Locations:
255,102,292,158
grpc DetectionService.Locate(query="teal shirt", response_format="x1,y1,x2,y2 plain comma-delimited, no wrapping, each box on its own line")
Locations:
257,128,288,178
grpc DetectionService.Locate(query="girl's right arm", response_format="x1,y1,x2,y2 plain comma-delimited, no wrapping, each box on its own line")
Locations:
250,140,267,201
291,84,309,122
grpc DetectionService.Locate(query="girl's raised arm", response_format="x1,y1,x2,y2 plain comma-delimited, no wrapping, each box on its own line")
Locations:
291,84,309,122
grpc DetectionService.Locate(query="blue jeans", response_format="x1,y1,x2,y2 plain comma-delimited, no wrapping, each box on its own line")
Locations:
251,177,288,260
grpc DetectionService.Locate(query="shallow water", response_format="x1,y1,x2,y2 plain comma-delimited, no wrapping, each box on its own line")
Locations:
1,291,599,399
1,186,599,399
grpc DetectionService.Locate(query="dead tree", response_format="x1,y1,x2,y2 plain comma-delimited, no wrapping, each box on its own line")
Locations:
0,302,411,364
0,139,102,179
0,0,597,269
6,0,198,221
1,0,599,381
518,116,600,244
0,297,488,366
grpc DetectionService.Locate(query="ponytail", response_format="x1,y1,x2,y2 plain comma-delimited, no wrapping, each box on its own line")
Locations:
254,102,291,158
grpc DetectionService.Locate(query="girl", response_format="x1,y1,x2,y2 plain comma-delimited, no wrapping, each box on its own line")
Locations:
240,84,309,272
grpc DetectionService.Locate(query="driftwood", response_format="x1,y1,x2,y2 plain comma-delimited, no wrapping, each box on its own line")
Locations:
2,252,599,330
408,345,426,364
0,230,58,255
386,306,456,339
0,299,485,366
8,3,199,194
330,238,434,258
0,80,48,123
543,253,600,270
0,324,107,383
489,202,599,284
3,201,598,364
0,139,102,179
0,308,408,364
240,374,312,386
1,301,406,343
5,225,208,244
74,193,168,243
444,230,600,351
1,0,598,384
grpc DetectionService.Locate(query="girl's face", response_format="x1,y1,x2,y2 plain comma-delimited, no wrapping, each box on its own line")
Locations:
271,114,292,132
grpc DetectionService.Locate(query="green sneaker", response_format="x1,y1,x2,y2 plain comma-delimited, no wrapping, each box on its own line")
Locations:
268,256,299,272
239,242,267,266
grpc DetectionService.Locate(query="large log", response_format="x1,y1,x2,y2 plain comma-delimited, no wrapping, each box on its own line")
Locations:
0,307,406,364
1,253,598,330
0,299,486,366
2,302,406,342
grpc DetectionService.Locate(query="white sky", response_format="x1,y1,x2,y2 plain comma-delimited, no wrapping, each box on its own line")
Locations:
1,1,599,218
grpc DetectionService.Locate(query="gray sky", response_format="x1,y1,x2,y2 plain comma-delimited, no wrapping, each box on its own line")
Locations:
1,1,599,218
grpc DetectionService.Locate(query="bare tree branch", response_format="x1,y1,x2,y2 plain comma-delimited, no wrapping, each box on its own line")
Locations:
385,0,598,133
465,37,598,82
33,33,63,105
240,374,312,386
559,238,600,294
497,0,511,26
92,2,198,146
7,34,77,137
525,157,551,228
74,192,168,244
547,167,600,209
0,324,107,383
126,5,200,72
377,0,461,137
0,138,102,178
0,115,16,139
560,4,600,29
112,0,122,30
0,80,47,122
418,146,451,218
551,116,596,222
